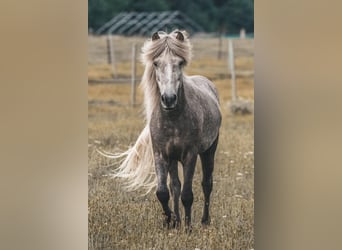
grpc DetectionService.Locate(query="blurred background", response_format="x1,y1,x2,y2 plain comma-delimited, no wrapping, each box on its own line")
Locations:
2,1,342,250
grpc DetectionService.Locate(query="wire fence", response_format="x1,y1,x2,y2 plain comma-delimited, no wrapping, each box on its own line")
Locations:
88,35,254,107
88,35,254,66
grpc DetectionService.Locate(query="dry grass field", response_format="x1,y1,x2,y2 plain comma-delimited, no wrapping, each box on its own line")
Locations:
88,35,254,249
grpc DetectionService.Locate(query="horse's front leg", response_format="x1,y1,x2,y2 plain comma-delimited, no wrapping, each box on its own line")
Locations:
169,161,181,228
154,155,172,227
181,154,197,232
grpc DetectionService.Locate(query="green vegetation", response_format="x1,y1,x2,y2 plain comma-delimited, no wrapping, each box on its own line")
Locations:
88,0,254,34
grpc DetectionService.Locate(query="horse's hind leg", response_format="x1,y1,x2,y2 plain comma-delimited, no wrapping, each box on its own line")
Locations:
199,135,219,225
169,161,181,227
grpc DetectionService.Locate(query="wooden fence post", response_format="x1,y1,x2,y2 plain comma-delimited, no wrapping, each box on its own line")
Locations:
106,35,111,64
131,43,137,107
228,39,237,101
107,34,117,78
240,28,246,39
217,34,223,60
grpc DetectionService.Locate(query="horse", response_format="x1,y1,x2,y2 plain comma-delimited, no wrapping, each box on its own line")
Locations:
104,30,221,230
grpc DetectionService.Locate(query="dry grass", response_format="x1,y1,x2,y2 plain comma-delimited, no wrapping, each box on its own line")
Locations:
88,35,254,249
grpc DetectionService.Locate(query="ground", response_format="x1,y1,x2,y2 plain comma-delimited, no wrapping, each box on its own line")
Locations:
88,35,254,249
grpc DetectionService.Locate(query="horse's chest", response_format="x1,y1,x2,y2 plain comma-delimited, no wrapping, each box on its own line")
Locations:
153,127,193,159
165,136,183,157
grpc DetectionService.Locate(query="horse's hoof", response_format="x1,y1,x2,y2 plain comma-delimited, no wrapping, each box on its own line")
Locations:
163,220,169,228
171,214,181,229
201,218,211,226
166,212,181,229
162,213,172,228
172,220,181,229
185,225,193,234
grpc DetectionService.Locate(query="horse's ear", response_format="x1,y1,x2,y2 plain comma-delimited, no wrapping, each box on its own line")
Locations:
175,31,184,42
152,32,160,41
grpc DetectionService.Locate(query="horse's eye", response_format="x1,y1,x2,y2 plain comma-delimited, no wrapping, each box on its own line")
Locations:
179,60,185,67
153,61,158,67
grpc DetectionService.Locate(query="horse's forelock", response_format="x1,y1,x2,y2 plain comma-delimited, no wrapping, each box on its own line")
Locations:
141,31,192,65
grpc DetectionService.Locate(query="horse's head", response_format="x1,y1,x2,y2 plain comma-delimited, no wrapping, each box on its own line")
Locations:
150,31,188,110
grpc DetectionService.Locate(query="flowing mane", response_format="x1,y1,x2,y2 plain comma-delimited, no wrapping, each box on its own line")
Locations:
140,30,192,122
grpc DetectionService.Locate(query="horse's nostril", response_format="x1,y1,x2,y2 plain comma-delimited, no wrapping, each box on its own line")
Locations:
170,94,177,103
161,95,166,103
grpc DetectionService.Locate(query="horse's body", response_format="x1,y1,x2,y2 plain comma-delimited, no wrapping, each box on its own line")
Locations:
150,73,221,227
151,75,220,157
109,30,221,229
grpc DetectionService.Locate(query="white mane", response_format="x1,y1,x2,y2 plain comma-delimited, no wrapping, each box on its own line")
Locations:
140,30,192,122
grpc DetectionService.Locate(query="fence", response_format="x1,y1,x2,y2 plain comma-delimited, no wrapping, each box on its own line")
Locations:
88,35,254,107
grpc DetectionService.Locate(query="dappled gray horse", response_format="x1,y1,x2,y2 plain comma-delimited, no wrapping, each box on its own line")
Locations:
108,30,221,229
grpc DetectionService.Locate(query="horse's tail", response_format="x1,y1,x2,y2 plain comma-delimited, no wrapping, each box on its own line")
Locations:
98,125,156,194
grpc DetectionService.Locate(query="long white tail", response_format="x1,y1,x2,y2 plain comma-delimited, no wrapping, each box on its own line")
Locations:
98,125,156,194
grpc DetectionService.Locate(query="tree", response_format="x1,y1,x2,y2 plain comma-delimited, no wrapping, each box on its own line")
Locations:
88,0,254,34
89,0,170,30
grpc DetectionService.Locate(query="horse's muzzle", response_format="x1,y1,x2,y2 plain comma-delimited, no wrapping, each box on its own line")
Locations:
161,94,177,110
